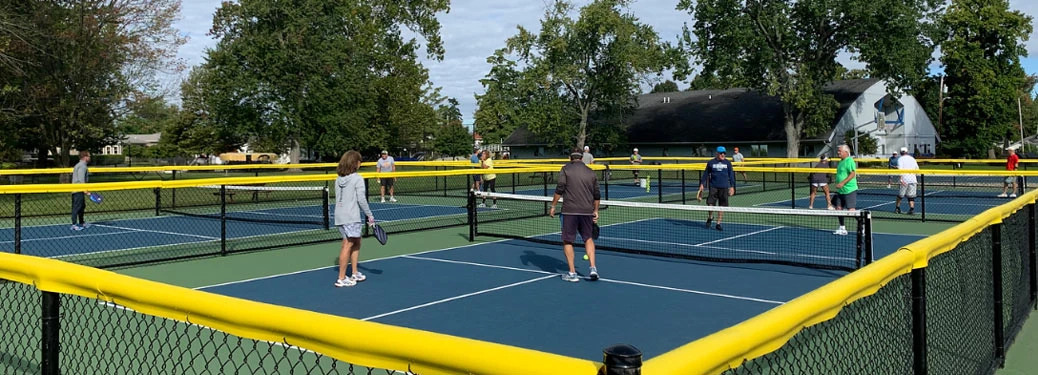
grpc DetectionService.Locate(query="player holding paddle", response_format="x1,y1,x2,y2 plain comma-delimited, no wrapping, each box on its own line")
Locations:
549,147,602,282
333,150,376,287
697,146,736,231
70,151,91,231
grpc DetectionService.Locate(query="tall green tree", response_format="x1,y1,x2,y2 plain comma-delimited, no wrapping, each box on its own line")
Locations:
676,0,939,157
495,0,672,149
651,80,680,93
473,50,523,146
434,122,472,159
938,0,1032,157
203,0,447,163
0,0,185,168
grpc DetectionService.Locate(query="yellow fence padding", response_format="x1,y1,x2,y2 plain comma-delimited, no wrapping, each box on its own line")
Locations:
642,250,917,375
0,253,601,375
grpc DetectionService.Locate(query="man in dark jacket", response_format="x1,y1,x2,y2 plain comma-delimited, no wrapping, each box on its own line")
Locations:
549,148,602,282
697,146,736,231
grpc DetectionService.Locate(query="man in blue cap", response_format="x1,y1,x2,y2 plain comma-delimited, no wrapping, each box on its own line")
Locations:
697,146,736,230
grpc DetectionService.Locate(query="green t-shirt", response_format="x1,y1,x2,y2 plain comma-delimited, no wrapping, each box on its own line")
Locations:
835,157,858,194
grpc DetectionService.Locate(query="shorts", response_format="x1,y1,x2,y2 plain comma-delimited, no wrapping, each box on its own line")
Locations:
561,214,594,243
811,183,827,188
833,191,857,209
473,174,482,182
899,183,917,198
337,223,363,239
1005,176,1016,185
706,187,729,206
483,178,497,193
380,178,395,187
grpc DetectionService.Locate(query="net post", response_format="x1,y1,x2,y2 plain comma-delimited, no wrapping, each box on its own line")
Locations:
14,193,21,254
154,187,161,216
911,267,928,375
603,344,642,375
657,168,663,203
322,187,330,230
789,172,796,209
920,174,926,222
681,169,686,205
467,190,476,242
172,170,177,208
220,185,228,256
604,165,610,201
512,171,517,194
543,171,548,197
41,291,60,375
1029,202,1036,310
992,222,1006,366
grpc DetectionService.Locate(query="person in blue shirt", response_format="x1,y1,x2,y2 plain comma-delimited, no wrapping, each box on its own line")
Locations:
470,149,482,192
697,146,736,231
887,152,898,188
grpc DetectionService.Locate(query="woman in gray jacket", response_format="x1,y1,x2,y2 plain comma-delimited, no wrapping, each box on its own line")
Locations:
334,150,376,287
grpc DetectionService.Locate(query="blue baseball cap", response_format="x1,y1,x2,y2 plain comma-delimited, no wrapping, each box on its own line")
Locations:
716,146,726,154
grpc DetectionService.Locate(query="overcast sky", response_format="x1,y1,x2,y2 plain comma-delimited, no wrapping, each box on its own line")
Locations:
168,0,1038,126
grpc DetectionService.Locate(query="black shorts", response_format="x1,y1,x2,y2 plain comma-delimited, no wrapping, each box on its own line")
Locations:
380,178,394,187
473,174,481,182
483,178,496,193
706,187,729,206
833,191,857,209
561,214,594,243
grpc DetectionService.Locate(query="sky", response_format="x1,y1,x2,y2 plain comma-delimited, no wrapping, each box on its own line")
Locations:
168,0,1038,127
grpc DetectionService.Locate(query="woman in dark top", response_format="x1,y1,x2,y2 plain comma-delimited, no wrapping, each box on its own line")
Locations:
809,155,834,210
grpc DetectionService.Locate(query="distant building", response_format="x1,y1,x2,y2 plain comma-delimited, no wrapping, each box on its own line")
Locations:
503,79,939,159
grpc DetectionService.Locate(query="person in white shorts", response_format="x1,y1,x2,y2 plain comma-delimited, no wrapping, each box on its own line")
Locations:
894,147,919,214
808,155,834,210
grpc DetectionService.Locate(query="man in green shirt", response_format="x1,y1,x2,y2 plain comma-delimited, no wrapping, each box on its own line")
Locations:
832,145,858,235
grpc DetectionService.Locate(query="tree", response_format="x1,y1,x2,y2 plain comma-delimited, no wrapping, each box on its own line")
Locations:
495,0,672,149
0,0,185,168
434,122,472,159
473,50,523,145
845,130,879,155
651,80,680,93
676,0,939,158
938,0,1032,157
203,0,448,163
117,94,180,135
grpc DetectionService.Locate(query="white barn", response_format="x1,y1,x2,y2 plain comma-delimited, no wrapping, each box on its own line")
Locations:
823,79,939,158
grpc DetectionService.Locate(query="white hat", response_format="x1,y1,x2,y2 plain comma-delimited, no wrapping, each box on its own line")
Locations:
899,147,908,154
381,150,388,154
584,146,590,151
633,148,638,152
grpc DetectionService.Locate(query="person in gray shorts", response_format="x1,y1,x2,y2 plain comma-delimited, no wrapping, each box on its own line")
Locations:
549,148,602,283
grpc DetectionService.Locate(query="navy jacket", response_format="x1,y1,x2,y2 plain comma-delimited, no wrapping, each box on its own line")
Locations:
701,158,736,189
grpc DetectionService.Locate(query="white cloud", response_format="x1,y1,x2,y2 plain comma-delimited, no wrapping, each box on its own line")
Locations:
163,0,1038,120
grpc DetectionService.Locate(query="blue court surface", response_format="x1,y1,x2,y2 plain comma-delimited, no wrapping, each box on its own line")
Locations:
758,189,1012,215
197,218,924,361
1,202,473,259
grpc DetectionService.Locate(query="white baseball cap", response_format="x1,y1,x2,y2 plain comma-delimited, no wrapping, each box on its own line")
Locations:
633,148,638,152
900,147,908,154
381,150,388,154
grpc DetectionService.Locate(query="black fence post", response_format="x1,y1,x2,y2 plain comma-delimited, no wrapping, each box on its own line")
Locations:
322,187,330,230
1029,203,1036,310
154,188,161,216
604,165,610,201
14,194,21,254
681,170,686,205
41,291,60,375
789,172,796,209
220,185,227,256
911,267,928,375
467,190,476,242
657,168,663,203
920,174,926,222
992,223,1006,366
543,171,548,197
171,170,177,208
603,344,642,375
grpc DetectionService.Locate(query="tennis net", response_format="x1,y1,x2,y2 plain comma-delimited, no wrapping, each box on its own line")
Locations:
469,191,873,272
158,184,330,228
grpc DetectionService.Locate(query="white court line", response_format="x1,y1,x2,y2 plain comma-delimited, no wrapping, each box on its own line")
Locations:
93,224,219,240
404,255,785,305
693,227,784,246
0,230,138,244
360,275,557,321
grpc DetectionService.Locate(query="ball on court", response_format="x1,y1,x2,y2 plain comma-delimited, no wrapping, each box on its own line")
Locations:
583,254,589,260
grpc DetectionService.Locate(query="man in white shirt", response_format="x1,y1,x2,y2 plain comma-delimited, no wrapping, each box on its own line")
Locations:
376,150,397,203
581,146,594,165
894,147,919,214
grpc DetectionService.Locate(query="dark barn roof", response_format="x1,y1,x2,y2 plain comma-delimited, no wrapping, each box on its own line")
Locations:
504,78,881,146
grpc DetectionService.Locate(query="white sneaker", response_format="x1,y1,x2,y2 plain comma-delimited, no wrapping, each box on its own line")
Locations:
478,203,487,208
561,272,580,282
491,204,498,209
351,272,366,282
1010,194,1017,198
381,198,386,203
998,193,1008,198
827,206,835,211
390,197,397,202
334,278,356,287
833,228,848,236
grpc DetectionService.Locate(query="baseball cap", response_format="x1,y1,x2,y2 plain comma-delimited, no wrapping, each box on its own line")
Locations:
821,155,829,160
633,148,638,152
716,146,726,154
899,147,908,154
381,150,388,154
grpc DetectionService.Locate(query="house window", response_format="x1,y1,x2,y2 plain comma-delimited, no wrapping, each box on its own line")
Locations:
751,145,768,157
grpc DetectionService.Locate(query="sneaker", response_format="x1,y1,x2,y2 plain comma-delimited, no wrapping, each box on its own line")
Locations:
895,207,901,214
1010,194,1017,198
715,224,723,231
833,228,848,236
381,197,386,203
908,208,915,215
491,204,498,209
562,272,580,283
827,206,835,211
588,267,599,281
998,193,1008,198
808,206,814,210
350,272,366,282
478,203,487,208
705,217,713,228
334,278,356,287
390,197,397,202
70,225,83,231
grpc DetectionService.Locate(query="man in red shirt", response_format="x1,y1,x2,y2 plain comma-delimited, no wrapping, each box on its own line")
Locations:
999,148,1020,198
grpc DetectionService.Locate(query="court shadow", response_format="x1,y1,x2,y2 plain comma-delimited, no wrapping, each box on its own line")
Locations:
519,250,568,273
0,350,37,374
